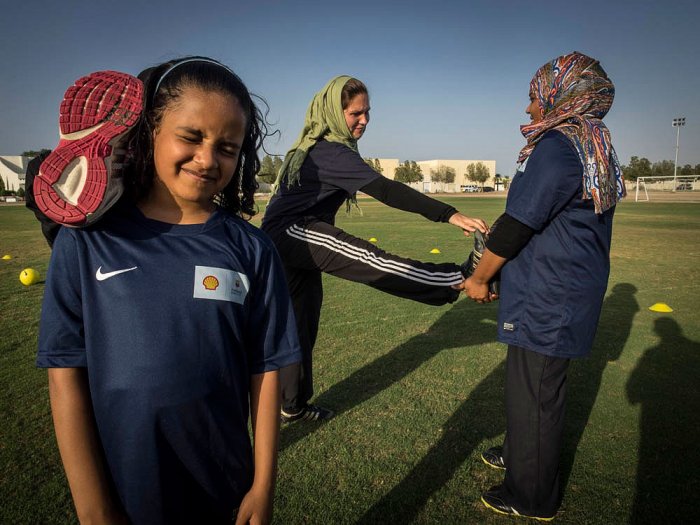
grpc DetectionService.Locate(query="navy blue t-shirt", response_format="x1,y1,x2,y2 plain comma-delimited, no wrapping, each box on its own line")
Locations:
261,140,380,234
497,131,615,358
37,205,301,524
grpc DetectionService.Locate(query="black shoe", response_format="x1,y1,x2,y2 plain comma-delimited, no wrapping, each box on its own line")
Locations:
281,404,335,424
481,446,506,470
481,486,556,521
460,231,500,295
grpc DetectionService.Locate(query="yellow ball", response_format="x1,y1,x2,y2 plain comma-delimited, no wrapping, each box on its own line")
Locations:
19,268,40,286
2,254,11,260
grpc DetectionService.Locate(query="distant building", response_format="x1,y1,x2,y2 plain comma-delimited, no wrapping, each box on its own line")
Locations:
366,158,497,192
0,156,30,192
1,154,499,195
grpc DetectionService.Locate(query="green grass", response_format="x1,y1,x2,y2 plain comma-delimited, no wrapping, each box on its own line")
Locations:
1,198,699,524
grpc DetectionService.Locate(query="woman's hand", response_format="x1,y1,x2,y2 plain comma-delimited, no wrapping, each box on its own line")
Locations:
448,212,488,235
462,276,498,304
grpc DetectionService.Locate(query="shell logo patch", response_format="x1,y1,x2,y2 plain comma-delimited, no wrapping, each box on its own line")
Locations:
193,266,249,304
203,275,220,290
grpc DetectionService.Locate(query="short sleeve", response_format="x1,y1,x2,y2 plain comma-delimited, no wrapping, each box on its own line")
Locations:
246,239,302,374
506,131,583,231
318,143,381,195
36,228,87,368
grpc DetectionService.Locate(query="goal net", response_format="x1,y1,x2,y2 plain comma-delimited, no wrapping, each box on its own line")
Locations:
634,176,698,202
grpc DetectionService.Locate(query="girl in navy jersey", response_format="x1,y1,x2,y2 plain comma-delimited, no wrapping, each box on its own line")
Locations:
37,57,301,525
261,76,489,423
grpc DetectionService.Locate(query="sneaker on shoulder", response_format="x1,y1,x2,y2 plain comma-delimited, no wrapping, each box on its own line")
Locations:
281,404,335,424
35,71,143,227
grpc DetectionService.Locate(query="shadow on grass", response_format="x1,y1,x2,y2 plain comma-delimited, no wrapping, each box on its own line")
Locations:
280,299,499,452
626,317,699,524
311,298,503,524
357,359,506,523
358,282,641,523
561,283,640,491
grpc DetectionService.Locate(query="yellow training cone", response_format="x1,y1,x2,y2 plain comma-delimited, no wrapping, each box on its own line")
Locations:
430,248,441,254
2,254,11,260
369,237,377,243
649,303,673,313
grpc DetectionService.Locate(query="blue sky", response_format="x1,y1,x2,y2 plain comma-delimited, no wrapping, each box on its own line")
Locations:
1,0,698,176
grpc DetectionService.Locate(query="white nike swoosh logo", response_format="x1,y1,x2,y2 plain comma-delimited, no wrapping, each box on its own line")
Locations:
95,266,138,281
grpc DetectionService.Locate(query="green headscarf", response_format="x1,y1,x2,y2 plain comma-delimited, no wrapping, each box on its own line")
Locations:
272,75,359,192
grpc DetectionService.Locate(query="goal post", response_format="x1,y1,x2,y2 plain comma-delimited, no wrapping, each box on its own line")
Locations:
633,175,698,202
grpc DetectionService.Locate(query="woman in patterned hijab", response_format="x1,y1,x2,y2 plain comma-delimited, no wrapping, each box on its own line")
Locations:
519,51,625,213
464,52,624,520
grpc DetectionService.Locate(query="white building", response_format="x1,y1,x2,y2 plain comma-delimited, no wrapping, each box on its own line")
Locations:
0,156,30,192
367,157,498,192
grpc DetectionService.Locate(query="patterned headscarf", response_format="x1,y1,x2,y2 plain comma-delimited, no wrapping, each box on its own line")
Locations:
518,52,625,214
272,75,359,192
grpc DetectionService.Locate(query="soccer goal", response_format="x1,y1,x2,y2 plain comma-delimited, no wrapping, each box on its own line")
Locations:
634,176,698,201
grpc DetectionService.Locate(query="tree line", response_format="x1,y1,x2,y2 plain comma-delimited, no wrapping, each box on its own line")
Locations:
622,157,700,181
392,160,492,188
257,154,700,185
255,155,499,191
15,150,698,192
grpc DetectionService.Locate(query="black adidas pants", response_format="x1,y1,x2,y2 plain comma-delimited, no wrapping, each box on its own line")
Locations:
269,219,463,411
501,345,570,517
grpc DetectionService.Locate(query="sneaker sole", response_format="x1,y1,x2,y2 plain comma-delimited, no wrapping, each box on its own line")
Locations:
35,71,143,226
481,496,555,521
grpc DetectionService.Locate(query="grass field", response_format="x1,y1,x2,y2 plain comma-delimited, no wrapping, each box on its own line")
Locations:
1,197,698,524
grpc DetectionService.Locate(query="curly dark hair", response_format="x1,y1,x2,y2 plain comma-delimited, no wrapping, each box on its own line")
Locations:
122,56,272,219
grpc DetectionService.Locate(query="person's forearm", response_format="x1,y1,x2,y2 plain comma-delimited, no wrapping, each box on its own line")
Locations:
236,371,280,525
361,176,456,222
250,371,280,495
486,213,535,259
49,368,125,524
462,248,507,303
471,248,507,284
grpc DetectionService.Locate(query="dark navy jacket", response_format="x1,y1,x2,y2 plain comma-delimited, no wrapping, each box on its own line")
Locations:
497,131,615,358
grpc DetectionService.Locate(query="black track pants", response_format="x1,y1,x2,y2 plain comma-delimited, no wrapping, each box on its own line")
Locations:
501,345,570,516
270,220,464,410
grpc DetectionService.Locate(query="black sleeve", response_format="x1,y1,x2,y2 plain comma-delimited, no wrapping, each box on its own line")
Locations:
485,213,535,259
360,176,457,223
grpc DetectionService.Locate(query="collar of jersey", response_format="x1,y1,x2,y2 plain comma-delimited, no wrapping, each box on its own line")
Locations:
126,205,228,235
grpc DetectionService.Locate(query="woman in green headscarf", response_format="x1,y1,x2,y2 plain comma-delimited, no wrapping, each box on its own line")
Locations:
261,76,488,423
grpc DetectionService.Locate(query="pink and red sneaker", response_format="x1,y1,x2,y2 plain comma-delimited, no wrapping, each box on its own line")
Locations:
34,71,143,227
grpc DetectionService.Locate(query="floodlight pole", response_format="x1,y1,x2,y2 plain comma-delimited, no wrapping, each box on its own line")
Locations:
672,117,686,190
